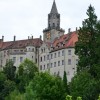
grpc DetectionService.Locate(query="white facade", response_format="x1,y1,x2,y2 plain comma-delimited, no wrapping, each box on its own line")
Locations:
39,43,78,82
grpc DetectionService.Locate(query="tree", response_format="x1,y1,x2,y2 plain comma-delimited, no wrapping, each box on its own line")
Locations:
63,71,69,94
5,90,25,100
25,72,66,100
3,60,16,81
70,71,99,100
75,5,100,77
16,58,38,92
0,71,6,100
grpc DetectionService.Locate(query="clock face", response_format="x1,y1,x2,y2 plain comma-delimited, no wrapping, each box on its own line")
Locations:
46,32,50,39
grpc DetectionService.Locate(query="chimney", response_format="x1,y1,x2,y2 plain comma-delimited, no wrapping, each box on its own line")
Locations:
2,36,4,42
14,35,16,41
76,27,77,32
40,35,42,40
28,36,29,39
32,36,33,39
68,28,71,33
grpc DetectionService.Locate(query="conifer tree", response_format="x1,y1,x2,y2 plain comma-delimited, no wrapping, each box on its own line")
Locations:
75,5,100,77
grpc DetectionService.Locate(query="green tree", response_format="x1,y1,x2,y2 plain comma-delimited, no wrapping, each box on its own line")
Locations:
66,95,72,100
70,71,99,100
75,5,100,77
3,60,16,81
5,90,25,100
63,71,69,94
0,71,6,100
25,72,66,100
16,58,38,92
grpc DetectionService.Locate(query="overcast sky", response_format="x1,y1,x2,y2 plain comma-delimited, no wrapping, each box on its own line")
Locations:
0,0,100,41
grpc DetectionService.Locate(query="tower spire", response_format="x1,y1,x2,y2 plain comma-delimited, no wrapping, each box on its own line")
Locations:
50,0,58,14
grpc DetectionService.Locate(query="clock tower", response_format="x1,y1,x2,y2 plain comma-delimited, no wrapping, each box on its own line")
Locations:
43,0,65,43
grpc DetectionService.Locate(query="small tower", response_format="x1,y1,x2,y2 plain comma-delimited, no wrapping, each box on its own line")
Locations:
43,0,65,43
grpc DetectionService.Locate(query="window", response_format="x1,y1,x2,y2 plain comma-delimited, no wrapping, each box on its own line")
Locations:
32,48,34,52
54,53,56,58
62,50,64,56
20,50,23,52
41,49,43,53
58,52,60,57
68,59,71,65
54,62,56,67
20,57,23,62
13,57,16,63
57,71,60,76
29,48,30,51
67,71,70,75
40,65,42,70
51,54,53,59
44,65,45,70
47,55,49,60
44,56,45,61
53,23,55,27
62,60,64,65
40,57,42,62
44,48,45,52
68,50,71,55
58,61,60,66
51,63,53,68
47,63,49,69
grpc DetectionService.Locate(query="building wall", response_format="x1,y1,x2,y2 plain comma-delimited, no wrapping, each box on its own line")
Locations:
39,43,78,82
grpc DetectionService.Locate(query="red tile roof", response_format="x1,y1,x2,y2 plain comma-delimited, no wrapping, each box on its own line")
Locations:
51,31,78,52
0,38,43,50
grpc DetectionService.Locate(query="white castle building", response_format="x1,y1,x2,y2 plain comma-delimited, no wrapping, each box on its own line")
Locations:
0,1,78,82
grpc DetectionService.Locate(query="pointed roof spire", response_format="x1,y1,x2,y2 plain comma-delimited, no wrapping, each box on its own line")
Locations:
50,0,58,14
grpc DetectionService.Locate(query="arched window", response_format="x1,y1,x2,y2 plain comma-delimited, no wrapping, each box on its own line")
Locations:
53,23,55,27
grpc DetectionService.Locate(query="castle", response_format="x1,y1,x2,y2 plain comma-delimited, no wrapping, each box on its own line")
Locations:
0,0,78,82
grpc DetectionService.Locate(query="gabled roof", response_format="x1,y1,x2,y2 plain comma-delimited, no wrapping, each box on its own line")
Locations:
0,38,43,50
50,0,58,14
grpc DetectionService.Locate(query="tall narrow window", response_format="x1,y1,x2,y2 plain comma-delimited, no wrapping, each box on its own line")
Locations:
58,61,60,66
44,56,45,61
54,53,56,58
68,59,71,65
68,50,71,55
58,52,60,57
53,23,55,27
47,55,49,60
13,57,16,63
40,65,42,70
51,54,53,59
62,50,64,56
62,60,64,65
40,57,42,62
20,57,23,62
54,62,56,67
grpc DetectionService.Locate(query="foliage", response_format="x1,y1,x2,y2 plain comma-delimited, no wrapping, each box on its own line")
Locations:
25,72,66,100
16,58,38,92
76,97,82,100
75,5,100,78
0,79,16,100
3,60,16,81
98,95,100,100
66,95,72,100
70,71,99,100
5,90,25,100
0,72,7,100
63,71,69,94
